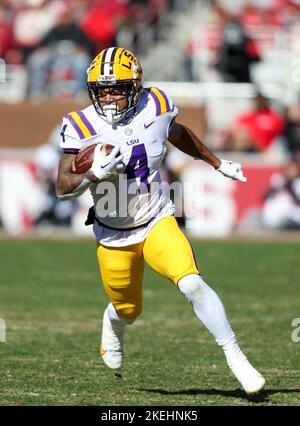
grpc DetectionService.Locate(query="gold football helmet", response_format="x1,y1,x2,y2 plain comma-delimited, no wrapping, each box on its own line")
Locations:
87,47,143,124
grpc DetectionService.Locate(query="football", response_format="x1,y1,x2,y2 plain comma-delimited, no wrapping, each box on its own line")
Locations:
72,143,114,174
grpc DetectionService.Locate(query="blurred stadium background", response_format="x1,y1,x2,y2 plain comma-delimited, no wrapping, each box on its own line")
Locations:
1,0,300,407
1,0,300,238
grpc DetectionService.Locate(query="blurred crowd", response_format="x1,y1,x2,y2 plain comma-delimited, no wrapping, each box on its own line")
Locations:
184,1,300,232
186,0,300,84
211,91,300,160
1,0,300,233
262,159,300,230
0,0,171,99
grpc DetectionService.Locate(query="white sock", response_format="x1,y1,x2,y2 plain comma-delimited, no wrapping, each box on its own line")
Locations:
178,274,246,362
107,303,125,322
101,304,125,350
107,303,135,325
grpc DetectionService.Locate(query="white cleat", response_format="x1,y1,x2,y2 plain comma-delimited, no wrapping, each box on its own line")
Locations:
228,358,266,395
100,308,124,370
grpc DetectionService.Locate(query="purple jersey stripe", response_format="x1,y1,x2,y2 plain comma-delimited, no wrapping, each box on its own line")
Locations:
76,110,96,136
167,119,175,137
149,89,161,116
65,114,84,139
158,88,171,112
62,148,80,154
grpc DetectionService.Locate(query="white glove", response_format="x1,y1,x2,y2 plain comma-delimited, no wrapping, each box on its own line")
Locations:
90,144,123,181
217,159,247,183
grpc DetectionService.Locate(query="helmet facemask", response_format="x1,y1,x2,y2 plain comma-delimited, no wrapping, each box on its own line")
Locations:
88,80,142,124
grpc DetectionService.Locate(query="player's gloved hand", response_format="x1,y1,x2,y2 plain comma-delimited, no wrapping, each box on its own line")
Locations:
217,159,247,183
89,144,123,181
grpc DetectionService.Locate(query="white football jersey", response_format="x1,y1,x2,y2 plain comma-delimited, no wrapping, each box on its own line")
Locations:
59,87,178,246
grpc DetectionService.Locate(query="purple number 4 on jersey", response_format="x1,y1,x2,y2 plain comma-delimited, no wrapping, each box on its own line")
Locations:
124,144,150,188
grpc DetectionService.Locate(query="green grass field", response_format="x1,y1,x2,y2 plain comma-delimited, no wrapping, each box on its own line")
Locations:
0,239,299,406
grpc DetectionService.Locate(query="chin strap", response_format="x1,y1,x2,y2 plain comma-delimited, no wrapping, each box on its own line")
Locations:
104,107,114,125
102,104,126,125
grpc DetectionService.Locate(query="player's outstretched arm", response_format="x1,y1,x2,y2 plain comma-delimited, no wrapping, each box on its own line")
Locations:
169,121,221,167
168,121,247,183
56,153,93,200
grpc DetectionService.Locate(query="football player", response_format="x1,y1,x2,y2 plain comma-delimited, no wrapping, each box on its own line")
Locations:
56,47,265,395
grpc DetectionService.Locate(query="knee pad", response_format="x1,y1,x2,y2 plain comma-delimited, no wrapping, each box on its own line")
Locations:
178,274,205,302
119,305,141,322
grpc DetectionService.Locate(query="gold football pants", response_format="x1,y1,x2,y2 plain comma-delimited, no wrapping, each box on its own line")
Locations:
96,216,199,320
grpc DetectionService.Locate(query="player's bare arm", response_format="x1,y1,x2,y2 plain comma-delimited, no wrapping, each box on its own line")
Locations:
56,153,85,196
56,152,96,200
56,146,124,200
169,121,221,169
169,121,247,183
